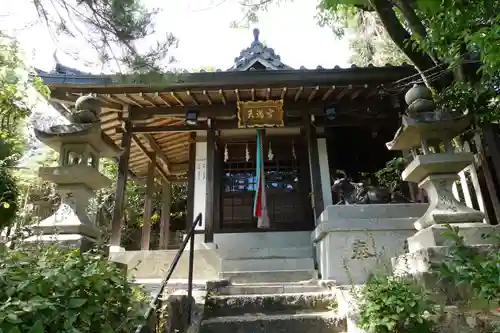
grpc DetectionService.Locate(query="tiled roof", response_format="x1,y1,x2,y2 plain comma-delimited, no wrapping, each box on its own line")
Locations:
34,52,113,85
34,34,414,83
227,28,293,71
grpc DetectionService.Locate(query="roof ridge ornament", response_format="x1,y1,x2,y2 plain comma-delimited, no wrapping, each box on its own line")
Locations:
253,28,260,42
228,28,292,71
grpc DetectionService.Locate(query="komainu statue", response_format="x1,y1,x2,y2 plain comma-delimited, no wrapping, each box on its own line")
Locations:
332,177,411,205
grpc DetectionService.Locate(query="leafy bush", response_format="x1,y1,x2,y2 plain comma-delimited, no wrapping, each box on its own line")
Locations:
0,245,148,333
0,162,19,229
374,156,406,190
437,225,500,305
356,274,436,333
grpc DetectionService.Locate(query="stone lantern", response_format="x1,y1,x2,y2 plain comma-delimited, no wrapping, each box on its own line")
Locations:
387,84,498,267
26,95,121,249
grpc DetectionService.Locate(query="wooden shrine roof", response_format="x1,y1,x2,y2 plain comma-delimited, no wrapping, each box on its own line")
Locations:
41,66,417,182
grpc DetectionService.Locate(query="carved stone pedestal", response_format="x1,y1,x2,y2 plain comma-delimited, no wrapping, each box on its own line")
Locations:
25,184,100,251
414,174,485,230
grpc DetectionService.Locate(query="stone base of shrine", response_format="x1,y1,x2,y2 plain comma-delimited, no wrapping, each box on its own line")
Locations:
312,203,428,285
108,249,221,281
188,230,312,250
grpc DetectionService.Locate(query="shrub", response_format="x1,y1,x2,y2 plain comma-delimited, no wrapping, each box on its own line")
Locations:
437,225,500,306
356,274,436,333
0,164,19,229
0,245,148,333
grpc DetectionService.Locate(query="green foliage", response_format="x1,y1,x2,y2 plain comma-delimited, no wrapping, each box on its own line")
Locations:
437,225,500,305
415,0,500,122
0,32,48,229
0,164,19,229
355,226,500,333
32,0,177,72
356,274,436,333
0,245,148,333
374,156,406,189
416,0,499,79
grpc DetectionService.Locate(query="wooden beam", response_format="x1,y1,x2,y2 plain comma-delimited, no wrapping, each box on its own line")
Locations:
204,119,216,243
128,101,324,120
169,177,188,183
159,180,172,249
131,135,169,181
186,132,197,230
141,153,156,250
142,134,173,175
127,99,396,123
50,92,123,110
124,116,393,134
110,118,132,248
129,124,209,133
47,66,417,95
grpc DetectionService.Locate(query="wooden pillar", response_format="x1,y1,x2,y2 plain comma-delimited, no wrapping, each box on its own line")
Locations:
110,119,132,248
186,132,197,230
159,180,172,249
204,119,215,243
482,124,500,184
141,152,156,250
302,113,324,220
474,130,500,223
213,138,222,233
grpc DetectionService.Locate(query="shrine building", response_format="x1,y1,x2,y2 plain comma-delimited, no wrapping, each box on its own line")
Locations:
37,29,423,281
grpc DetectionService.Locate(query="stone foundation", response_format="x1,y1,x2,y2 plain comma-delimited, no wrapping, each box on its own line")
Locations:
109,249,220,280
312,203,428,284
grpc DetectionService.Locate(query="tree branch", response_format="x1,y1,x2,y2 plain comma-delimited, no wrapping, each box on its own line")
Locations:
394,0,427,38
370,0,436,73
393,0,439,63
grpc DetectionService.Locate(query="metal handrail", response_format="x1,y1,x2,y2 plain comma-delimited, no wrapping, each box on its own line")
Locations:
135,213,203,333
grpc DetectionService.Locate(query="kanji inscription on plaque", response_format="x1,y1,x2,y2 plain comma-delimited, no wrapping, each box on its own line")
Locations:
237,100,284,128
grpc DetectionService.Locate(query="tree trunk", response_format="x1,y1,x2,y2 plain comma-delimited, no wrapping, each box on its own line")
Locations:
394,0,439,63
370,0,436,74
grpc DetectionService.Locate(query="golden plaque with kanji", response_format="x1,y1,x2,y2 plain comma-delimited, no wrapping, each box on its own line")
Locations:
237,100,285,128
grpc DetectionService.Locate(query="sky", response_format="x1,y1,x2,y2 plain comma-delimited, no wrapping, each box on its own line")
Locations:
0,0,351,73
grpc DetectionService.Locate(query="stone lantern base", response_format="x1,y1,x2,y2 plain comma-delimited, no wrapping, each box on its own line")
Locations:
25,234,97,252
392,222,499,277
406,222,500,253
24,200,100,252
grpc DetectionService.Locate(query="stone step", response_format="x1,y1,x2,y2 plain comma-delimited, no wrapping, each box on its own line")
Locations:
220,257,314,272
134,280,207,299
217,246,313,260
215,283,324,295
200,312,346,333
219,270,315,284
204,292,336,318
